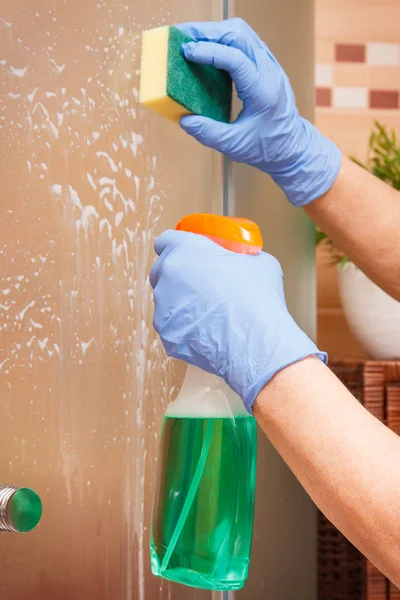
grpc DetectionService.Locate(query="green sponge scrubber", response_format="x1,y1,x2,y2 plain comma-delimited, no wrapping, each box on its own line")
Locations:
140,26,232,124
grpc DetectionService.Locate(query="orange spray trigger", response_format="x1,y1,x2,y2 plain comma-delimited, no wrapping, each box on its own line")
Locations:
175,213,263,254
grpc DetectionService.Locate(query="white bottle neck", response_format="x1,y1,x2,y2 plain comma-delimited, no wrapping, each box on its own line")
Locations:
165,365,248,418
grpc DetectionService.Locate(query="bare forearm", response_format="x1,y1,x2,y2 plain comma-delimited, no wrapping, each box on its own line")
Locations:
254,357,400,585
304,157,400,300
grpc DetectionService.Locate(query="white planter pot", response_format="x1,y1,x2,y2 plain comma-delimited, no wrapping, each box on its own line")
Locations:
337,262,400,359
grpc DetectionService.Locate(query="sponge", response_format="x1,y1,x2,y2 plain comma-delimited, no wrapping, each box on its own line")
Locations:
140,26,232,124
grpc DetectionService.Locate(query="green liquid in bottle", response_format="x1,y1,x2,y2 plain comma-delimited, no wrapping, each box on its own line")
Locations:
150,415,257,591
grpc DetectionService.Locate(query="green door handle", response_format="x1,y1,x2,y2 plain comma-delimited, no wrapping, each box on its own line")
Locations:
0,485,42,533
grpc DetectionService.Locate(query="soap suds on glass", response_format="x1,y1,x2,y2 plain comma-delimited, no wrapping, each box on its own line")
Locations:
1,8,179,598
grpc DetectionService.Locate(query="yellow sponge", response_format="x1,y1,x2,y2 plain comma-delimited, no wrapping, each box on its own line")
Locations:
140,26,232,124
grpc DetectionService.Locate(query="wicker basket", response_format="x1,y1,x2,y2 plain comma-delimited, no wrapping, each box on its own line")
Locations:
317,361,400,600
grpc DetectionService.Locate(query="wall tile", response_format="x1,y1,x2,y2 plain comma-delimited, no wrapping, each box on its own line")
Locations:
333,86,368,108
336,43,365,62
334,63,369,87
316,87,332,107
316,0,400,360
366,42,400,65
316,63,334,86
316,39,335,63
318,309,366,360
316,2,400,43
369,89,399,108
316,111,400,157
369,65,400,90
317,246,342,309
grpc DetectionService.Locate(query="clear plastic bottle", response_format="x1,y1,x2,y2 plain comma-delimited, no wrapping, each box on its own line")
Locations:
150,367,256,590
150,214,262,591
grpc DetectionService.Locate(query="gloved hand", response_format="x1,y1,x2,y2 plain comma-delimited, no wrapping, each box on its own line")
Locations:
176,19,342,207
150,230,327,413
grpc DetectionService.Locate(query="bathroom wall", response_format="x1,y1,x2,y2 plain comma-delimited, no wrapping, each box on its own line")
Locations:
315,0,400,358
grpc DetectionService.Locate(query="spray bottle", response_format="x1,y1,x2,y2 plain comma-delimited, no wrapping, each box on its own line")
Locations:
150,214,262,591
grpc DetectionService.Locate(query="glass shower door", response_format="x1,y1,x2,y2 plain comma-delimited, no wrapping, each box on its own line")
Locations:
0,1,221,598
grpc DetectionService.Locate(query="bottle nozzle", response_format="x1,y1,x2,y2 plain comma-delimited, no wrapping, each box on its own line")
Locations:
175,213,263,254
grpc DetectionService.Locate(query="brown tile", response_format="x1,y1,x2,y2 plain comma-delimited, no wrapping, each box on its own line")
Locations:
316,87,332,107
334,63,368,87
336,43,366,63
369,89,399,109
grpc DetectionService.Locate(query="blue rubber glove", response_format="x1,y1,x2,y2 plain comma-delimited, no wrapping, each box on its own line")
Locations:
176,19,342,207
150,230,327,413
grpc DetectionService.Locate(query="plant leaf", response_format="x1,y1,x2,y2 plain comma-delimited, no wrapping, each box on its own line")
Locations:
316,228,328,244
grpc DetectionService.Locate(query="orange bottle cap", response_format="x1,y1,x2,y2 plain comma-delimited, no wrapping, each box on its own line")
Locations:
175,214,263,255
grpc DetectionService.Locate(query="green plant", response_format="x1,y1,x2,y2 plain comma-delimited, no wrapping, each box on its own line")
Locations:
315,228,350,266
317,121,400,263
